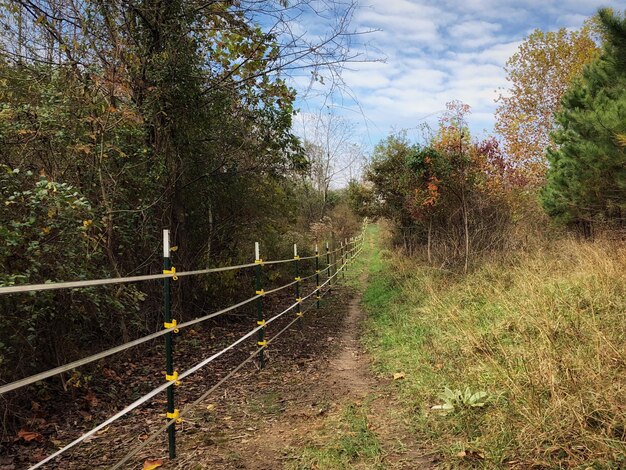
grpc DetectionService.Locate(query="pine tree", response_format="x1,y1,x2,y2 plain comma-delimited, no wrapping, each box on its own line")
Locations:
542,9,626,230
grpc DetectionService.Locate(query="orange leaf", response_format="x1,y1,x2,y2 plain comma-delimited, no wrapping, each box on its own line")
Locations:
143,459,163,470
17,429,43,443
84,391,99,407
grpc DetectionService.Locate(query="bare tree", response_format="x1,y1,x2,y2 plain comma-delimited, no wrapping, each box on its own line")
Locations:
299,110,364,218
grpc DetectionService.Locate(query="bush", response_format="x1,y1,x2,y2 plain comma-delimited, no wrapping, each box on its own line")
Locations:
0,166,143,387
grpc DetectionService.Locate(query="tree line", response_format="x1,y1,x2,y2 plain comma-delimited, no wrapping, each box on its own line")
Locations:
0,0,364,417
352,8,626,269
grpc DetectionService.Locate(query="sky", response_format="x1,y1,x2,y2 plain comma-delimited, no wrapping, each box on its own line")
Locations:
289,0,626,151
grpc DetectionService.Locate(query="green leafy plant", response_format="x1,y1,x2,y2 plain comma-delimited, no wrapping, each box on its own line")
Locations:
432,387,489,413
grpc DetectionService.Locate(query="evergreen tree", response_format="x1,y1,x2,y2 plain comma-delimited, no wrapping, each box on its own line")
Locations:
542,9,626,229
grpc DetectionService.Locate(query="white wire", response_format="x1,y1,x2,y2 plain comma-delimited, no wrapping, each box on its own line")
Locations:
111,298,320,469
0,262,257,295
0,245,354,295
111,249,364,467
27,298,303,470
26,235,365,468
1,280,299,395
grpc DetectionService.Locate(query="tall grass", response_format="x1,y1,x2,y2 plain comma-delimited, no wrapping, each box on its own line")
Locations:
362,228,626,468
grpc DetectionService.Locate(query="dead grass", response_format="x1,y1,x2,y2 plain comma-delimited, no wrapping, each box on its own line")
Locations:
361,226,626,468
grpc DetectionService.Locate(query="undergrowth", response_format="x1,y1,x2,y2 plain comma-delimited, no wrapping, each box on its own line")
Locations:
361,225,626,469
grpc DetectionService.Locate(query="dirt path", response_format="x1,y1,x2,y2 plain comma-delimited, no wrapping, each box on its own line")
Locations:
327,291,373,399
166,278,434,469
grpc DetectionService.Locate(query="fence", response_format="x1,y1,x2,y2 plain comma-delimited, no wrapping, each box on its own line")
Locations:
0,222,367,469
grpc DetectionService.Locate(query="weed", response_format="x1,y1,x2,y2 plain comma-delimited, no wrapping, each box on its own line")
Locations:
432,387,489,413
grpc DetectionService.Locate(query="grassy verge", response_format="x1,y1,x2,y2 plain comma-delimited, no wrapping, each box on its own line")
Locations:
360,224,626,469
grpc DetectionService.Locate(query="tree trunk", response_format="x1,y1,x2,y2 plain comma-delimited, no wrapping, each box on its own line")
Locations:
462,189,469,274
427,216,433,264
206,200,213,264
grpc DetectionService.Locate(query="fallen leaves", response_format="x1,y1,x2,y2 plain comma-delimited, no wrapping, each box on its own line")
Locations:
142,459,163,469
16,430,43,443
393,372,405,380
84,391,99,407
457,449,485,460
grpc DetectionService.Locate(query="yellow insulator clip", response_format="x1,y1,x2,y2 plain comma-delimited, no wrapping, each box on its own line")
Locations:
166,371,181,386
166,408,182,423
163,267,178,281
164,319,179,333
256,289,265,296
257,340,267,347
296,311,303,317
294,276,301,281
296,297,302,303
255,259,264,264
316,285,321,290
316,295,321,300
315,270,321,274
293,256,300,260
257,320,265,326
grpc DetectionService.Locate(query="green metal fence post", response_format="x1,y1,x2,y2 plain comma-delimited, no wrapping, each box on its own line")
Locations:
331,232,336,283
315,244,320,309
255,242,265,369
346,237,354,270
348,237,354,264
162,229,177,459
341,240,345,280
294,244,302,326
326,241,332,295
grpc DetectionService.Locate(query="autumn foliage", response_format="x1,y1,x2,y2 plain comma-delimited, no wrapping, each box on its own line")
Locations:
495,25,599,184
368,102,518,270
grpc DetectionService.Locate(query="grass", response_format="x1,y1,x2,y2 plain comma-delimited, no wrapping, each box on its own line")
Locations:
359,224,626,469
249,389,283,415
288,401,383,470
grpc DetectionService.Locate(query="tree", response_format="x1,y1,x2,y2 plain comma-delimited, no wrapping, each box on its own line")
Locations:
0,0,367,399
410,101,475,271
367,102,514,270
346,179,377,219
298,111,364,223
542,9,626,233
366,132,418,226
495,25,599,184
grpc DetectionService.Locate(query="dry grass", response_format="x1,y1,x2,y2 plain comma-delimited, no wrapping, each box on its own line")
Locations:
361,225,626,468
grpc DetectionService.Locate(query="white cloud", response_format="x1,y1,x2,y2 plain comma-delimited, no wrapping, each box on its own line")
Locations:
291,0,626,153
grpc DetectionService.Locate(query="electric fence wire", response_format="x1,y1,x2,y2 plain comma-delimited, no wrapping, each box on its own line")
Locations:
28,252,356,470
1,247,358,396
112,262,348,467
0,280,298,395
0,245,351,296
29,299,299,469
111,295,324,469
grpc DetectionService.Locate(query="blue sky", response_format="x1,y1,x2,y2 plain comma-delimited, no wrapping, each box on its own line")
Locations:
289,0,626,150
